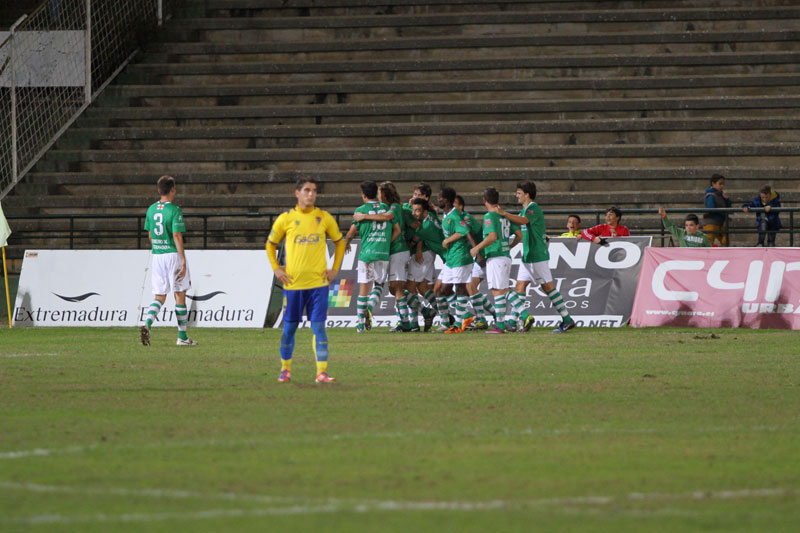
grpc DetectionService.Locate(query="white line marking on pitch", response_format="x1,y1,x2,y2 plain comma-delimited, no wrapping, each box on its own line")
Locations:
0,445,96,460
0,482,798,525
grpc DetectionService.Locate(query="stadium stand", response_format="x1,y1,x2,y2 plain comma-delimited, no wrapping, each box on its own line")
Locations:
2,0,800,262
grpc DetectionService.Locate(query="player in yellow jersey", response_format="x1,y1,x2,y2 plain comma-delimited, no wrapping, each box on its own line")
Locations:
266,178,346,383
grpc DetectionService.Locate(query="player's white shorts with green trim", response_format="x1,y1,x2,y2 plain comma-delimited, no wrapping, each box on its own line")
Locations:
486,256,511,290
151,252,191,295
518,260,553,286
388,251,410,282
471,261,485,279
357,260,389,284
408,250,434,282
441,264,471,285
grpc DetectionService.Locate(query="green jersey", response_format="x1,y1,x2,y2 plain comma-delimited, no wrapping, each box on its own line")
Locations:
482,211,516,259
663,217,711,247
442,208,473,268
414,212,446,258
402,202,417,244
144,201,186,254
461,210,482,262
519,201,549,263
388,202,409,255
353,201,391,262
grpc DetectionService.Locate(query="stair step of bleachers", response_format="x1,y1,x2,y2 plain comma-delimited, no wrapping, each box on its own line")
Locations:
145,30,800,59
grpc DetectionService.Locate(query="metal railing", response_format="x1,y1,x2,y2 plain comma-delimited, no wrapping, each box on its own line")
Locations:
0,0,177,200
4,208,798,252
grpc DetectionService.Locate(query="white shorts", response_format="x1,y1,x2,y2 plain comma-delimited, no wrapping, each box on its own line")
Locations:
471,262,485,280
358,260,389,284
389,251,410,282
151,252,191,295
517,260,553,286
486,256,512,290
442,264,472,285
408,250,435,283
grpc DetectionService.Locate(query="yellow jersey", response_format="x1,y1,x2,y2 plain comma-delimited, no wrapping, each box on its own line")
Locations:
558,230,582,238
267,206,343,290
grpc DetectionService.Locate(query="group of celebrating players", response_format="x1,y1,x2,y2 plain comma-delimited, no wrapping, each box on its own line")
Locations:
140,175,591,384
343,180,577,335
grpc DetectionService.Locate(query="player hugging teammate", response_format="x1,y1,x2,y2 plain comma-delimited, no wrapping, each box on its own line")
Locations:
339,180,580,334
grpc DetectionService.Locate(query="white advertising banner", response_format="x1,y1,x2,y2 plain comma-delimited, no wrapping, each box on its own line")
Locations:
13,250,273,328
138,250,272,328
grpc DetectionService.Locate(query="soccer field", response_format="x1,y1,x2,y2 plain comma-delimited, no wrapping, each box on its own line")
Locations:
1,327,799,532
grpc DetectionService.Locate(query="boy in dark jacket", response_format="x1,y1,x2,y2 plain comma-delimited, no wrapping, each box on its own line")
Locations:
702,174,731,246
742,185,781,247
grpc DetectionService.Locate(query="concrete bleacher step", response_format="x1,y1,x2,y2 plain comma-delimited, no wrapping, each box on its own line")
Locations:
97,75,800,111
167,6,800,30
57,117,800,151
144,30,800,61
7,189,786,212
119,52,800,88
22,167,799,188
41,142,800,164
79,95,800,129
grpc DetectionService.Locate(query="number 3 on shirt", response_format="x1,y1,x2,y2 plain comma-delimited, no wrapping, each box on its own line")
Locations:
153,213,164,236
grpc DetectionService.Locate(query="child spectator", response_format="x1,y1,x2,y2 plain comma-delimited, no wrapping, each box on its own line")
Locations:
658,206,710,247
702,174,731,246
558,214,582,238
581,207,630,245
742,185,781,247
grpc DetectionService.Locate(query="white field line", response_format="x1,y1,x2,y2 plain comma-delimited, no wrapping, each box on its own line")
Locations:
0,482,798,526
0,445,97,460
0,425,785,461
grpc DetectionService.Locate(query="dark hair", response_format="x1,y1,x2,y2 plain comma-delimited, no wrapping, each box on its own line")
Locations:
607,206,622,220
759,185,772,196
415,182,432,199
157,175,175,196
483,187,499,205
411,197,429,210
710,173,725,186
685,214,700,225
379,181,401,206
440,186,456,205
360,181,378,199
295,177,318,190
568,214,581,224
516,181,537,200
455,195,465,208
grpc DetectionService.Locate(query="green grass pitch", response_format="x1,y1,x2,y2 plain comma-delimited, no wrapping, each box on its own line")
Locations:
1,326,799,532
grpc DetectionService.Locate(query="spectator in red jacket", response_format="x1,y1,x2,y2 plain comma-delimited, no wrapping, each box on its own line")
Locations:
581,207,630,244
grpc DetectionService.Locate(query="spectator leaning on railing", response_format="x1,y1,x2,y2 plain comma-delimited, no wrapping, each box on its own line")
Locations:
742,185,781,247
702,174,731,247
580,207,629,246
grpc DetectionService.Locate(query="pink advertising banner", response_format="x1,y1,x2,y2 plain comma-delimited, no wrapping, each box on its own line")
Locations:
631,247,800,329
